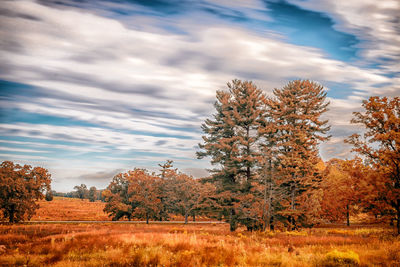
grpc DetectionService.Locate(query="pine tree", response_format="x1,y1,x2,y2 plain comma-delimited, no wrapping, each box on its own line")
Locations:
267,80,330,229
197,79,268,230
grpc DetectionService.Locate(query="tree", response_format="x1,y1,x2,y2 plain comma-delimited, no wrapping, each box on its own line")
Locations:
157,160,176,221
74,184,88,200
266,80,330,229
321,159,362,226
89,186,97,202
127,169,162,224
198,79,267,184
197,79,268,231
45,190,54,201
103,173,132,221
346,96,400,233
103,169,162,223
166,171,216,224
0,161,51,222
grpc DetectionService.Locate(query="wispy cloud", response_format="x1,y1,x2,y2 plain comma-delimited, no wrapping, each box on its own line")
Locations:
0,0,398,190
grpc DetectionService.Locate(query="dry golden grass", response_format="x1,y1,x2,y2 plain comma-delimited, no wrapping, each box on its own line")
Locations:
0,223,399,266
30,197,209,222
31,197,110,221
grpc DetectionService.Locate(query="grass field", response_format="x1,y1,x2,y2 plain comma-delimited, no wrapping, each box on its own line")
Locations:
30,197,110,221
30,197,209,222
0,223,399,266
1,197,398,266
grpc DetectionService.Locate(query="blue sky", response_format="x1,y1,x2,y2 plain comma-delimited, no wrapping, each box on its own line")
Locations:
0,0,399,191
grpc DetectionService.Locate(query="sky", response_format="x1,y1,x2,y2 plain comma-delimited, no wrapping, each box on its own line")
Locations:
0,0,399,192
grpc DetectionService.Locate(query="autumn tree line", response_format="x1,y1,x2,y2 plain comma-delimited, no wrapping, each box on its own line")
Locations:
0,79,398,234
99,79,400,233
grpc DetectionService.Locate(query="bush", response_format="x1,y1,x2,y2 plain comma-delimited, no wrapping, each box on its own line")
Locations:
320,249,360,266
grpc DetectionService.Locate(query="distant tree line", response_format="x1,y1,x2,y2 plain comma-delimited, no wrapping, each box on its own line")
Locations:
51,184,104,202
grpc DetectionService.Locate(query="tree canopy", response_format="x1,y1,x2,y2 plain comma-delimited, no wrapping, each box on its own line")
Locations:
0,161,51,222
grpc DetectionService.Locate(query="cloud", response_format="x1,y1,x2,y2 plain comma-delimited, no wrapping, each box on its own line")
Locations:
0,0,398,191
76,168,124,183
287,0,400,72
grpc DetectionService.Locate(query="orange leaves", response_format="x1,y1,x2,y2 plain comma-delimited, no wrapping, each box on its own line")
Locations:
346,96,400,232
0,161,51,222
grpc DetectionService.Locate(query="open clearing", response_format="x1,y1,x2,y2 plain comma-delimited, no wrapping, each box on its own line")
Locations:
0,223,399,266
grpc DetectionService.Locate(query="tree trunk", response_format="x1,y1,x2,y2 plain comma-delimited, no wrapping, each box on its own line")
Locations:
146,213,149,224
290,185,296,230
266,159,273,231
192,212,195,222
246,126,251,181
184,213,188,224
396,205,400,235
9,209,15,223
346,204,350,226
230,208,237,232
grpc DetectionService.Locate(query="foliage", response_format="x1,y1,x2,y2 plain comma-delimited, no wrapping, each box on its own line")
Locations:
102,172,133,221
165,170,217,223
45,190,54,201
73,184,88,200
103,169,163,223
197,79,267,184
346,96,400,233
198,79,330,231
321,159,363,225
321,249,360,266
197,79,269,230
88,186,97,202
127,169,162,223
0,161,51,222
267,80,330,229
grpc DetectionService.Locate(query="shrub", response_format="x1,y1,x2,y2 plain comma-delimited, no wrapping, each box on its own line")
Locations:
320,249,360,266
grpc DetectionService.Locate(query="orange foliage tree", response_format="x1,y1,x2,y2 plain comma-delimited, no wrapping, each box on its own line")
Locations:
346,96,400,233
128,169,162,224
0,161,51,222
103,169,162,223
103,173,132,220
266,80,330,229
321,159,363,226
166,171,217,224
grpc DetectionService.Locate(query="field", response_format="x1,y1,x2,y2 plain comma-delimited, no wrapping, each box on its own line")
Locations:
30,197,208,222
1,198,399,266
31,197,109,221
0,223,399,266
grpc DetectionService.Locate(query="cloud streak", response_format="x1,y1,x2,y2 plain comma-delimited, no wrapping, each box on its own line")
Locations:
0,0,398,191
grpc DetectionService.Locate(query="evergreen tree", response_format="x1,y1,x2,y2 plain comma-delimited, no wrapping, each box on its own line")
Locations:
197,79,268,230
267,80,330,229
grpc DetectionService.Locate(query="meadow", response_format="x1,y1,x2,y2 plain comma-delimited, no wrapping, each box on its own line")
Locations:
30,197,209,222
0,222,399,266
30,197,109,221
0,197,398,266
